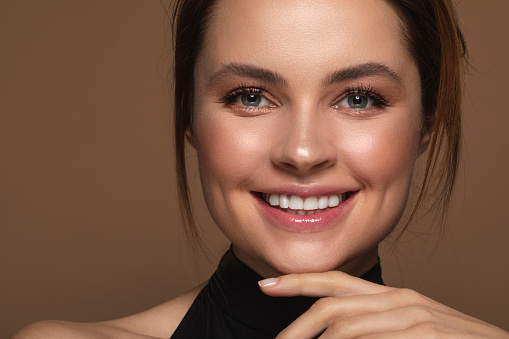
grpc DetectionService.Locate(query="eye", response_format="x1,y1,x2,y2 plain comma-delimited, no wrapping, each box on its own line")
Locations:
220,86,277,111
336,95,373,109
331,85,389,111
237,93,272,107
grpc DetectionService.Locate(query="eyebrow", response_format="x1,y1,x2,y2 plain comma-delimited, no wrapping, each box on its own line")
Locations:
209,62,401,86
325,62,402,85
210,63,287,86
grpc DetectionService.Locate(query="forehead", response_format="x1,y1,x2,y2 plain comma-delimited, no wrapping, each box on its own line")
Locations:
198,0,415,85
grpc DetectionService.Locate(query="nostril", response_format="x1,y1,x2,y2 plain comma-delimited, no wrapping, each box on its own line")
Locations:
276,155,334,171
279,161,299,171
313,158,334,170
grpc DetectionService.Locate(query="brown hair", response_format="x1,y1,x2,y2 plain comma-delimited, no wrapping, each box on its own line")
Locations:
170,0,467,247
171,0,218,250
385,0,467,238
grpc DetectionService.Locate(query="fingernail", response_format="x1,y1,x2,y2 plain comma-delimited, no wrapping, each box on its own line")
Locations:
258,277,279,288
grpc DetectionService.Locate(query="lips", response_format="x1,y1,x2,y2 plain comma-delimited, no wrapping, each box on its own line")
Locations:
253,190,357,233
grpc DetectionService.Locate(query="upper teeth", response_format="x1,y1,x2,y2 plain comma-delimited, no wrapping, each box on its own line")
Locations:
264,194,344,211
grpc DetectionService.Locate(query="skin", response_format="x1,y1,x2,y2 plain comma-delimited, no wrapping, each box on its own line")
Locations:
12,0,509,337
190,0,508,336
191,0,426,278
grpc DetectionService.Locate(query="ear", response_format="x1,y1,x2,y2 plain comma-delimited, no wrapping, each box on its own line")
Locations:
186,127,197,149
417,114,435,156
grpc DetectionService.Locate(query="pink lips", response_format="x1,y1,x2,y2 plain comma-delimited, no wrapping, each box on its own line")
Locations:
253,191,357,233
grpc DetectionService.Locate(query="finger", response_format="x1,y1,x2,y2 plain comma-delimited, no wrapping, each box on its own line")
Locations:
277,288,477,338
276,294,395,339
316,304,468,339
276,290,450,339
259,270,393,298
357,322,481,339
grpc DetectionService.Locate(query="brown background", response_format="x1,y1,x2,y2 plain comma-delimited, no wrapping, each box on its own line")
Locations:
1,1,508,337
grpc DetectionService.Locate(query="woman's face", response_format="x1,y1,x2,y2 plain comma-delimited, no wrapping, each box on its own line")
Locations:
191,0,430,277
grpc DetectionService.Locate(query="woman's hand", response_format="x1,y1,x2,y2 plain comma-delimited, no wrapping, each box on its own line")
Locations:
259,271,509,338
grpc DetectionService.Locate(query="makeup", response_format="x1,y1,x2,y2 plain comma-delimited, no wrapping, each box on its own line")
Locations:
253,190,358,233
191,0,426,275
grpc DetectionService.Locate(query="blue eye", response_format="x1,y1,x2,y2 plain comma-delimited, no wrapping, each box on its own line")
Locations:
236,93,271,107
336,95,373,109
240,93,261,106
348,95,370,108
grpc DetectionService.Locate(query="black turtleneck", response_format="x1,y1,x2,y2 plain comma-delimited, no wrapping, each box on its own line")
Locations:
170,248,384,338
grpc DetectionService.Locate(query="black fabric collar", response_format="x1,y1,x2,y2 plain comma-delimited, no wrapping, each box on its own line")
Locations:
208,247,384,336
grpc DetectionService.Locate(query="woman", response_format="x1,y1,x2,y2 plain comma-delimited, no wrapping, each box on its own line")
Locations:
13,0,509,337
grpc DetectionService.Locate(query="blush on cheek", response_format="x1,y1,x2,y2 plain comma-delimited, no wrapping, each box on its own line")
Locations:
342,125,419,186
195,116,271,185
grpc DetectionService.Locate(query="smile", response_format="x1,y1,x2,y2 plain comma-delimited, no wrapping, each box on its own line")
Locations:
260,193,348,216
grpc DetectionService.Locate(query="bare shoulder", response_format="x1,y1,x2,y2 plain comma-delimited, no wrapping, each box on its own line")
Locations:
103,282,206,337
11,320,140,339
12,283,206,339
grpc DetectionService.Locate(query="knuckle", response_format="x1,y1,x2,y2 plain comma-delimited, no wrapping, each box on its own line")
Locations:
395,288,427,302
322,271,349,295
407,305,435,321
325,270,348,280
328,318,351,334
310,297,335,313
399,287,419,298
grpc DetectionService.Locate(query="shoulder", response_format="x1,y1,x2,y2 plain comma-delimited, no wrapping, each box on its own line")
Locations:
103,282,206,337
12,283,206,339
11,320,122,339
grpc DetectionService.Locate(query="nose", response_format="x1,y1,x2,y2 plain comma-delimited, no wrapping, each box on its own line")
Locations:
271,109,337,175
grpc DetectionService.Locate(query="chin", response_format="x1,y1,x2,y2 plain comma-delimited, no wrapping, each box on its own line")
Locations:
263,245,353,275
274,261,342,275
257,237,380,277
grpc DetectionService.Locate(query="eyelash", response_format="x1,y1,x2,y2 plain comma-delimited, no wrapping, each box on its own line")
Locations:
336,84,390,108
219,84,390,109
219,85,269,104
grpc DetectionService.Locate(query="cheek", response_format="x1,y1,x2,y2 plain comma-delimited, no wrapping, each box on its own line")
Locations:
341,117,421,188
193,114,270,193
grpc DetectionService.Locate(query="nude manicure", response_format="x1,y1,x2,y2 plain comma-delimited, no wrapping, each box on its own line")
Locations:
258,278,279,288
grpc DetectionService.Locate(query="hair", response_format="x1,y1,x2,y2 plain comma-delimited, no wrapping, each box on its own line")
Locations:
170,0,468,248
